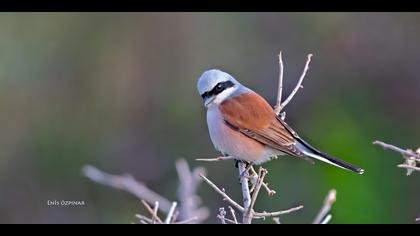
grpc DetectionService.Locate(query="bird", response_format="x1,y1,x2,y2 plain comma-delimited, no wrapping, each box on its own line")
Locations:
197,69,364,174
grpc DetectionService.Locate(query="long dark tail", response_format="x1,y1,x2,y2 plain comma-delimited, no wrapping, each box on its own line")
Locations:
295,137,364,174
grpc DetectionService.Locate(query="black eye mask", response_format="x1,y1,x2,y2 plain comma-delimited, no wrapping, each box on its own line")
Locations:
201,81,235,100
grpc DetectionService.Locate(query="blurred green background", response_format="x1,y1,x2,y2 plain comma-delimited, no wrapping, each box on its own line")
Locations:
0,12,419,224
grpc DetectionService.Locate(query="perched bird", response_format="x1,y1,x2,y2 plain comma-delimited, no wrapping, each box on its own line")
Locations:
197,69,364,174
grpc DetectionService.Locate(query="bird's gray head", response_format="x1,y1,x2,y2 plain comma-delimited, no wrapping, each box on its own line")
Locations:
197,69,242,107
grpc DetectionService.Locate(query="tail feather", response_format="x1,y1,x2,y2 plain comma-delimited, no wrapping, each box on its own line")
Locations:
296,138,364,174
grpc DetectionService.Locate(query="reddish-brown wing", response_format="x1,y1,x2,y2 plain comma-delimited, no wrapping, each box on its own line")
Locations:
219,92,305,157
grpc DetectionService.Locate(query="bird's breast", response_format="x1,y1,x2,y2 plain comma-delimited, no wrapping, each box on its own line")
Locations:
206,106,276,163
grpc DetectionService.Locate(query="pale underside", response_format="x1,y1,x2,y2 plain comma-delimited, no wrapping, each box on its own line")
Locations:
206,91,315,165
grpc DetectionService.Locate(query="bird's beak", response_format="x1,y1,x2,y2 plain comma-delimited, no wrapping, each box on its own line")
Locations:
204,96,215,107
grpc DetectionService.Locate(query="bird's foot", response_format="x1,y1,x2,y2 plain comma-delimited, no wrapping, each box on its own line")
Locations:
238,161,254,181
234,159,241,169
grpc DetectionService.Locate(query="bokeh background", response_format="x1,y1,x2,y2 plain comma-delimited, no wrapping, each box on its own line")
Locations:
0,12,419,224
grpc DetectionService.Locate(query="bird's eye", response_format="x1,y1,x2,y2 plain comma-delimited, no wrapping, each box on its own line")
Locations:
215,83,223,91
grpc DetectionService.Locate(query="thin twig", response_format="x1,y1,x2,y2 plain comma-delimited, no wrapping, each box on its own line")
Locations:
200,172,302,220
195,156,234,162
135,214,153,224
141,200,163,224
262,183,277,197
218,207,227,224
245,167,268,221
313,189,336,224
238,162,252,224
253,205,304,218
278,53,313,112
274,51,284,115
152,201,159,224
397,164,420,172
228,206,238,224
82,165,172,212
373,141,420,160
373,141,420,176
165,202,178,224
199,173,245,212
250,166,276,196
175,159,209,222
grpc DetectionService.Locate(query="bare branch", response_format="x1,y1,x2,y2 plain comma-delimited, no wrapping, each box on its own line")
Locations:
253,205,304,218
313,189,336,224
195,156,234,162
175,159,209,222
152,201,159,224
397,164,420,173
238,162,252,224
141,200,163,224
245,167,268,221
278,53,313,112
228,206,238,224
218,207,227,224
262,183,277,197
135,214,153,224
274,51,284,115
373,140,420,160
200,172,301,221
373,141,420,176
199,173,245,212
82,165,172,212
165,202,178,224
250,166,276,196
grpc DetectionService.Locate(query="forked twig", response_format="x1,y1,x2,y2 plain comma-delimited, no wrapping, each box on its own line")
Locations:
313,189,336,224
373,140,420,175
373,141,420,160
245,167,268,221
141,200,163,224
275,53,313,114
199,172,303,222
